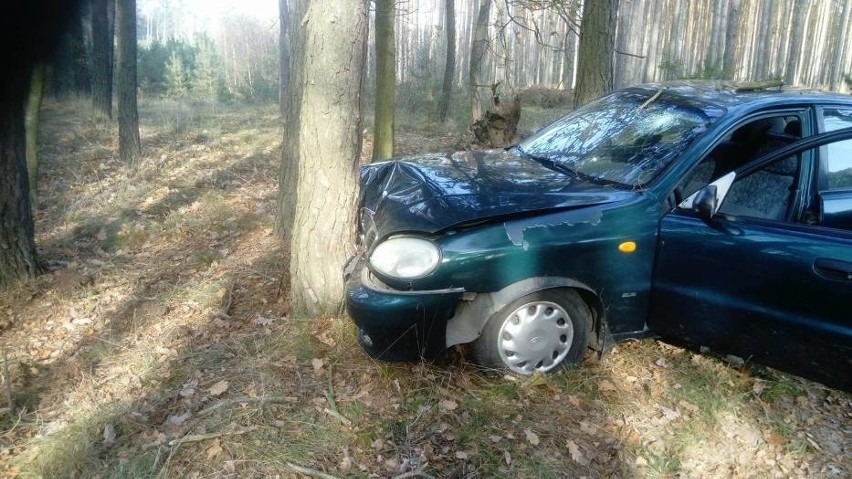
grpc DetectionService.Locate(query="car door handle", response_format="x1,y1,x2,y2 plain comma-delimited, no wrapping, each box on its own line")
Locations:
814,258,852,281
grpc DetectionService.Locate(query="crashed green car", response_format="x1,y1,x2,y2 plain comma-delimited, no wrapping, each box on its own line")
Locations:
344,81,852,391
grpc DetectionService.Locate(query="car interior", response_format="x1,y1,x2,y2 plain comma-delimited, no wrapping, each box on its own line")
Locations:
677,115,803,220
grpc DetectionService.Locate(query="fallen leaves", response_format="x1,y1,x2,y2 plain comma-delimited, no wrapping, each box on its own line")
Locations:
524,428,540,446
566,439,590,466
209,380,229,397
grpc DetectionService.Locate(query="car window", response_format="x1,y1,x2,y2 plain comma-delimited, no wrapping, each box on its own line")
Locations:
822,108,852,190
676,115,801,202
717,154,800,221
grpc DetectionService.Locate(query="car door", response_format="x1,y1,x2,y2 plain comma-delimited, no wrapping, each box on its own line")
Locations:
649,128,852,391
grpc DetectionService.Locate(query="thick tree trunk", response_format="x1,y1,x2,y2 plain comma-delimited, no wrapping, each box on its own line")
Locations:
51,12,91,98
25,63,45,210
573,0,618,107
831,0,852,90
278,0,291,117
0,0,78,286
723,0,741,78
373,0,395,161
470,0,492,122
116,0,141,165
436,0,456,122
0,77,39,285
91,0,113,119
280,0,368,316
275,0,308,243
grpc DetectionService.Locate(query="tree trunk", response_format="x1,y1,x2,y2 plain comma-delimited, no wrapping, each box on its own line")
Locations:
275,0,307,243
278,0,291,116
723,0,741,78
279,0,368,316
831,0,852,90
91,0,113,119
469,0,492,122
373,0,395,161
574,0,617,107
436,0,456,122
116,0,141,165
25,63,45,210
0,76,39,285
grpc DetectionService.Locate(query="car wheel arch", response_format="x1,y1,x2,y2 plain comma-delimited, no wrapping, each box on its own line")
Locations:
446,276,606,352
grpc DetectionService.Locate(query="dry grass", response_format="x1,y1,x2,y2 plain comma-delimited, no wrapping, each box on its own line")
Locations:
0,99,848,478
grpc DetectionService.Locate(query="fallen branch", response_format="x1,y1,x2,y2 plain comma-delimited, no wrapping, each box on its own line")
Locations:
168,426,258,446
198,395,298,416
322,407,352,426
285,462,339,479
2,349,14,415
393,470,437,479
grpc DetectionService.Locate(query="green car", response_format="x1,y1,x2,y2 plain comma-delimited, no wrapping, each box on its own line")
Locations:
344,81,852,391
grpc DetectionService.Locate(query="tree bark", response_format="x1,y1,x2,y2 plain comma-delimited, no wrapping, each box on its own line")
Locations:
278,0,291,117
279,0,368,316
91,0,113,119
0,70,40,285
116,0,141,165
574,0,618,107
25,63,45,210
469,0,492,122
373,0,395,161
275,0,307,243
831,0,852,90
436,0,456,122
723,0,741,78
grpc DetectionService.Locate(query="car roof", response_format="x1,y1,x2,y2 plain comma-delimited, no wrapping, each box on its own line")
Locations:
627,80,852,113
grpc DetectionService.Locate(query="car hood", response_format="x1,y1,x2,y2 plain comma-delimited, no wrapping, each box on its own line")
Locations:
358,149,634,241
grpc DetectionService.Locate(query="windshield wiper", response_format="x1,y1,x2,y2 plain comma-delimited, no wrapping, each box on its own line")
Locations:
514,145,574,175
569,169,629,189
515,145,628,188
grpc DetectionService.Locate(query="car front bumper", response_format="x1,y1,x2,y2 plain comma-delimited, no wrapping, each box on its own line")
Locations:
344,256,464,360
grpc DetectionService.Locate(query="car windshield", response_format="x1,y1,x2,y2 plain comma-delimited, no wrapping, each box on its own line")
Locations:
518,90,719,188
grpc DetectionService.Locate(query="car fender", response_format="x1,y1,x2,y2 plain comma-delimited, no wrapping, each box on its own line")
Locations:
446,276,608,351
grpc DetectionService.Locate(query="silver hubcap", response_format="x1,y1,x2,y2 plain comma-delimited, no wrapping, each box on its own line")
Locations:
497,301,574,374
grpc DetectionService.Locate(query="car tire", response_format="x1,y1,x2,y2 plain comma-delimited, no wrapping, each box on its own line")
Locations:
472,289,592,375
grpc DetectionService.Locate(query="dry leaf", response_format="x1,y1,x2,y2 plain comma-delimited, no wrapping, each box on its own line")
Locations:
489,435,502,443
655,357,668,368
568,395,581,407
253,315,276,326
168,411,191,426
579,421,598,435
103,424,116,446
524,428,540,446
566,440,589,466
504,451,512,465
209,380,229,397
439,399,458,411
206,438,223,459
455,451,469,460
312,358,325,371
599,380,617,393
658,405,680,422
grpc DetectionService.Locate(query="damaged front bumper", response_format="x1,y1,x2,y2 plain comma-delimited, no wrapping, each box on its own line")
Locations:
343,256,464,360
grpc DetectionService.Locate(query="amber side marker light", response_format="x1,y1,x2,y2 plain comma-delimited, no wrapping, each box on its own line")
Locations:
618,241,637,253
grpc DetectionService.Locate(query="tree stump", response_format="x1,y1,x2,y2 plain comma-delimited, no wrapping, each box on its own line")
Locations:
471,95,521,148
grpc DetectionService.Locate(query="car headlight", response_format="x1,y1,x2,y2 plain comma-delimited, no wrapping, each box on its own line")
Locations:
369,237,441,279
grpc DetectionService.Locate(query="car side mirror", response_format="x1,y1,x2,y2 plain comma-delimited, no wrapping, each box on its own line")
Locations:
693,185,718,218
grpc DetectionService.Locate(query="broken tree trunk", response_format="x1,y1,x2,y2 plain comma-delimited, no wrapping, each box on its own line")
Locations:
471,83,521,148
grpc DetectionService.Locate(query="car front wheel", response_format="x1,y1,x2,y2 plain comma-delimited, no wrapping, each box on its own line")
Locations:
472,289,591,374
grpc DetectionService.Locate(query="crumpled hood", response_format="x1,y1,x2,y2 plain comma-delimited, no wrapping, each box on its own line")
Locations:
358,149,634,242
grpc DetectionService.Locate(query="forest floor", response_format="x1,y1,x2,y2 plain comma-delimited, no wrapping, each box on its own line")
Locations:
0,99,849,478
